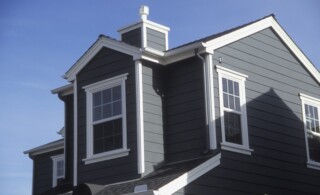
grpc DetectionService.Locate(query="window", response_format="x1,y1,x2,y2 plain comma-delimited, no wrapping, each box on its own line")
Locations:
51,154,64,187
83,73,129,164
300,93,320,170
216,65,252,155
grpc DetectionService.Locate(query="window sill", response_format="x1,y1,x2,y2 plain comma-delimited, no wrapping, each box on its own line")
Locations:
307,161,320,171
221,142,253,155
83,148,130,165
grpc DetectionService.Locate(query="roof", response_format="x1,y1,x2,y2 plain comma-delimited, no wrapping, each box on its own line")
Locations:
61,14,320,84
24,139,64,156
168,14,275,51
74,153,221,195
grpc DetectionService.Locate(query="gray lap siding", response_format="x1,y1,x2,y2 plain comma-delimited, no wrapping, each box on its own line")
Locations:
174,27,320,194
33,149,63,195
76,47,139,184
164,57,207,163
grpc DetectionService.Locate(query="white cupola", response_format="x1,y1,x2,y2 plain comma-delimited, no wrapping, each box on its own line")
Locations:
118,5,170,51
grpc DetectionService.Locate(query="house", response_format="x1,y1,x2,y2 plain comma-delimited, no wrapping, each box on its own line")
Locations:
24,5,320,195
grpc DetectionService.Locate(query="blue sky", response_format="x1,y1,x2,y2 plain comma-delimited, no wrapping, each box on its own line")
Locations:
0,0,319,194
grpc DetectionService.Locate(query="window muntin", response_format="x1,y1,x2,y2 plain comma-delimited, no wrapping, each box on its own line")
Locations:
300,93,320,169
216,65,252,155
84,74,129,164
51,155,64,187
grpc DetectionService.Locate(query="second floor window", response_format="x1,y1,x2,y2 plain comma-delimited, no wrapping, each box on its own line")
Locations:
84,73,129,164
300,93,320,170
216,65,252,155
92,86,122,154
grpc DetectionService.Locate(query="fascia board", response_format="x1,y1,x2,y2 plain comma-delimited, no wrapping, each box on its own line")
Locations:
163,42,206,65
65,36,141,82
205,16,320,84
157,153,221,195
51,84,74,96
24,140,64,156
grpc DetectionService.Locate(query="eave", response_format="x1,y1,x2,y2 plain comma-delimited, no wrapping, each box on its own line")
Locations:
24,139,64,157
64,35,141,82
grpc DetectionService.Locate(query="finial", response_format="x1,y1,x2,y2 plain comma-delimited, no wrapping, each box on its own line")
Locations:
139,5,149,20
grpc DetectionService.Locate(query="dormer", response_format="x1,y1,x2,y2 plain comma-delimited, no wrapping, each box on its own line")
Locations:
118,5,170,52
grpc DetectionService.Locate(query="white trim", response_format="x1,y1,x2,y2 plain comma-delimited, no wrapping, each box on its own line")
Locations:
51,154,65,187
135,60,145,174
299,93,320,170
205,16,320,84
51,84,74,96
204,53,216,150
157,153,221,195
24,139,64,156
73,79,78,186
216,65,252,155
83,74,129,164
65,36,140,82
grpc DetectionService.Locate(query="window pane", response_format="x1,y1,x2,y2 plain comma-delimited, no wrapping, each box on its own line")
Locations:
223,93,228,108
93,92,102,106
315,107,319,120
235,97,240,111
113,101,122,116
102,88,112,104
222,78,228,93
228,80,234,94
93,118,123,154
229,95,235,110
308,133,320,163
103,104,112,118
234,82,239,96
224,111,242,144
93,107,102,121
113,86,121,101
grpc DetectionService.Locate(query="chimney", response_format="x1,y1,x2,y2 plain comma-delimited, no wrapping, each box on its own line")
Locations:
118,5,170,51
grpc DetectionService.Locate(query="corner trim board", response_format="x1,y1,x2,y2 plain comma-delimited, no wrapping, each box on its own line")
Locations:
73,79,78,186
157,153,221,195
135,60,145,174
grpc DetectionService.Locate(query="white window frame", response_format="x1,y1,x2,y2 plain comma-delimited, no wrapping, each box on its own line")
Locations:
216,65,253,155
83,73,130,164
299,93,320,170
51,154,64,187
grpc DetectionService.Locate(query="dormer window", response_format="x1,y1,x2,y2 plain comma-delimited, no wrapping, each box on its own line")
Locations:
83,74,130,164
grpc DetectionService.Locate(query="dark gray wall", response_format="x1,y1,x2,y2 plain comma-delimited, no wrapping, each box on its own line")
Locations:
77,47,139,184
62,94,74,185
32,149,63,195
174,27,320,194
147,28,166,51
121,28,142,48
142,61,165,175
164,57,207,163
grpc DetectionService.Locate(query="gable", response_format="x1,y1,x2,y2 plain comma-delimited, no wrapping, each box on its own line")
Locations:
64,35,141,82
202,15,320,85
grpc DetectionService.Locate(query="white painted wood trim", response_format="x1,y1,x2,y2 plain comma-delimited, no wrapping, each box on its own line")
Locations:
65,37,140,82
205,53,216,150
51,154,65,187
205,16,320,84
216,65,252,154
135,60,145,174
299,93,320,170
73,79,78,186
157,153,221,195
83,74,129,164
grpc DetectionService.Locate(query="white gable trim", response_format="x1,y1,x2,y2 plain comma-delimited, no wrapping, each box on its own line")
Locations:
157,153,221,195
204,16,320,84
65,36,141,82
